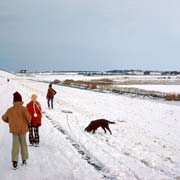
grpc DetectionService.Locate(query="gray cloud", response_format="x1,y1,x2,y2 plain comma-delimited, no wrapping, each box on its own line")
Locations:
0,13,18,22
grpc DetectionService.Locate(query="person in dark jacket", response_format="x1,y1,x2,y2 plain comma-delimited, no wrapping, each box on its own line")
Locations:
1,92,31,169
46,84,56,109
26,94,42,147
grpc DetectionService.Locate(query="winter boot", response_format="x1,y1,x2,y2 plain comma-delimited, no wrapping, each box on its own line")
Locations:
12,161,18,170
34,143,39,147
22,160,27,165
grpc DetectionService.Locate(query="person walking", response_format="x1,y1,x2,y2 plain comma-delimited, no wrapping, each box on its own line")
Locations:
26,94,42,147
46,83,57,109
1,92,31,169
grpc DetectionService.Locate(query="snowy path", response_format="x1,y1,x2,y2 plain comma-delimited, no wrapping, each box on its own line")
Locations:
0,81,103,180
1,79,180,180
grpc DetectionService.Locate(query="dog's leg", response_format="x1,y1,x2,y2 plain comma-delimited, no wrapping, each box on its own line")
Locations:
102,127,106,133
92,129,96,134
106,126,112,135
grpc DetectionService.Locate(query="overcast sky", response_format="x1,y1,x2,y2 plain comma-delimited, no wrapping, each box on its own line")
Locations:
1,0,180,72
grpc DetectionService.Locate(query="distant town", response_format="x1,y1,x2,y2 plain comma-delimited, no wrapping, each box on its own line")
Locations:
18,69,180,76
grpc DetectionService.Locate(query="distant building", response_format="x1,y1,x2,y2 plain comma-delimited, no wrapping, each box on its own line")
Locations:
144,71,150,75
161,71,180,75
20,70,28,73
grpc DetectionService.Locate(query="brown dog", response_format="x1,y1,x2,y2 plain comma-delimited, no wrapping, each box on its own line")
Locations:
84,119,115,134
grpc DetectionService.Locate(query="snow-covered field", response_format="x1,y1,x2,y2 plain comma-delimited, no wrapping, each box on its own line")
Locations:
16,72,180,94
114,85,180,94
1,71,180,180
16,72,180,83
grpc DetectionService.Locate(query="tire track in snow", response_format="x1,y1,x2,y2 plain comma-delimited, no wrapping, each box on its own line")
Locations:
46,90,141,179
43,112,119,180
53,110,141,180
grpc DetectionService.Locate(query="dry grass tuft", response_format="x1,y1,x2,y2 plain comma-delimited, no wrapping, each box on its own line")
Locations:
53,79,61,84
62,79,112,89
165,94,180,101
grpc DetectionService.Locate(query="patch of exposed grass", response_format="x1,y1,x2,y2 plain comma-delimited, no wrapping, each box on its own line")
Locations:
62,79,113,89
165,94,180,101
52,79,61,84
58,78,180,101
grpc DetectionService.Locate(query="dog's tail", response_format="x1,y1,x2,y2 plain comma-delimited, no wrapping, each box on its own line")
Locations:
108,121,116,124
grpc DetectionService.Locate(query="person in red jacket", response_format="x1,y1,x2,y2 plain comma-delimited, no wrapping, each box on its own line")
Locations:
46,83,57,109
26,94,42,147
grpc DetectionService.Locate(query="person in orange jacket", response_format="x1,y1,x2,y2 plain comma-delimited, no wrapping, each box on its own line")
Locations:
2,92,31,169
26,94,42,147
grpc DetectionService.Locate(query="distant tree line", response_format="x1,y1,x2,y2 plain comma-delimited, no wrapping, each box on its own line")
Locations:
17,69,180,75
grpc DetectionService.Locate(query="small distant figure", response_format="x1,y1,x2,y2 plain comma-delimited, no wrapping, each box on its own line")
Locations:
7,78,10,82
26,94,42,147
46,83,57,109
1,92,31,169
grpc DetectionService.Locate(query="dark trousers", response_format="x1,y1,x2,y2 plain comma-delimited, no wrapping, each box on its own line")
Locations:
47,98,54,109
28,124,40,145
